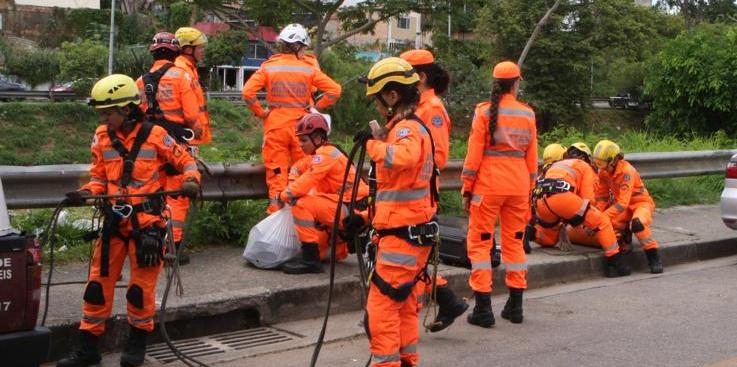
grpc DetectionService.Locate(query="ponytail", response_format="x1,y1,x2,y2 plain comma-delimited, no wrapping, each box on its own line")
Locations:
488,78,516,145
415,63,450,96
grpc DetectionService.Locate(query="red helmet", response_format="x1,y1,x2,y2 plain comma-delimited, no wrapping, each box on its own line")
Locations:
296,113,329,136
149,32,180,53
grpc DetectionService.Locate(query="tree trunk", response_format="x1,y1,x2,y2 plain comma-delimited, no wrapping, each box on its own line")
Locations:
517,0,562,69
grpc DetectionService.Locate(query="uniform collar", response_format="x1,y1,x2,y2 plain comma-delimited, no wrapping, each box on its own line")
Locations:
112,121,143,141
419,89,436,105
152,59,171,68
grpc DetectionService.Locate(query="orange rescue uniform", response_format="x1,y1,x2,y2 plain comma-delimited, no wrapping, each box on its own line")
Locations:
534,159,620,257
461,95,537,294
365,115,435,367
595,159,658,250
136,59,201,242
242,53,342,213
79,123,200,335
174,55,211,145
280,144,368,260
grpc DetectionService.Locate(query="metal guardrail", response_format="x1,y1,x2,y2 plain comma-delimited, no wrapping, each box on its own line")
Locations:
1,150,735,209
0,90,263,102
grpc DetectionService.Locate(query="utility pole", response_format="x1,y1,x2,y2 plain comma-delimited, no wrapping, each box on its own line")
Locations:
107,0,116,75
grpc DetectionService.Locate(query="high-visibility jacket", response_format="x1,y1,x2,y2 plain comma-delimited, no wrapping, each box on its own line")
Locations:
461,94,538,196
415,88,451,169
81,123,200,230
281,144,368,203
544,158,597,201
135,60,200,131
595,159,654,217
366,116,435,230
242,53,342,132
174,55,211,145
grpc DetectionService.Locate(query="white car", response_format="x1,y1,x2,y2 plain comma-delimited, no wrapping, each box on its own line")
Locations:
720,153,737,229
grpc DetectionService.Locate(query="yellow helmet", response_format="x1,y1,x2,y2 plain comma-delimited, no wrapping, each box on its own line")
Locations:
175,27,208,47
569,142,592,157
593,139,622,168
88,74,140,109
363,57,419,96
543,143,566,166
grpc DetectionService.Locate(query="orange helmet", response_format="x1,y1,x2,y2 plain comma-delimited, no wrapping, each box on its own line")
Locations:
149,32,180,53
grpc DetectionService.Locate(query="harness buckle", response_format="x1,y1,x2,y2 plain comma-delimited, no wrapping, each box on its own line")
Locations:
112,204,133,218
408,221,440,241
182,128,195,142
555,180,571,192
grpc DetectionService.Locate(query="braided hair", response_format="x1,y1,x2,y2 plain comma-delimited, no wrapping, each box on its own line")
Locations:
488,78,517,145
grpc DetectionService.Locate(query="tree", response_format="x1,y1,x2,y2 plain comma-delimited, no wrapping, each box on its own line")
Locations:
643,23,737,135
5,48,60,89
203,30,251,68
208,0,440,58
59,40,108,82
658,0,737,28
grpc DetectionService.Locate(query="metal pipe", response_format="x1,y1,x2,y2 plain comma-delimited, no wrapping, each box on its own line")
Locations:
107,0,116,74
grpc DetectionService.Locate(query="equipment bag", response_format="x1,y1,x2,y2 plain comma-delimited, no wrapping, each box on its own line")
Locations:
439,224,499,269
243,207,301,269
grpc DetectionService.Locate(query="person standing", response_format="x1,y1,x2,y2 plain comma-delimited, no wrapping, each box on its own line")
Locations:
461,61,537,327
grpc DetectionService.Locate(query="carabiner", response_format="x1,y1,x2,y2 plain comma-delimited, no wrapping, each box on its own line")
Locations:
112,204,133,218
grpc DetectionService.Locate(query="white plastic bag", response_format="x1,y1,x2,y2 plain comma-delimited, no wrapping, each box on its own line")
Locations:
243,207,301,269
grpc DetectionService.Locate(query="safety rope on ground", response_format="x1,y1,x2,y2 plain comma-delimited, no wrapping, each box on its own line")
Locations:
422,234,441,332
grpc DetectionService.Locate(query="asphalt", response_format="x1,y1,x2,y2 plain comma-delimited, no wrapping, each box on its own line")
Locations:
38,204,737,361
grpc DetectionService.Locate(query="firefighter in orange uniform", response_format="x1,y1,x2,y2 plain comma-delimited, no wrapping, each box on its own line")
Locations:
461,61,537,327
532,143,567,247
242,23,342,213
399,49,468,332
57,75,200,367
277,113,368,274
534,144,632,278
593,139,663,273
136,31,200,264
358,57,437,367
174,27,211,145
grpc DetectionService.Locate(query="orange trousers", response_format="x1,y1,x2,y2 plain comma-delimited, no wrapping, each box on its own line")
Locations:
467,194,528,293
535,192,620,256
367,235,431,367
263,125,305,213
79,234,163,336
564,202,659,251
415,275,448,310
291,195,348,261
163,173,190,242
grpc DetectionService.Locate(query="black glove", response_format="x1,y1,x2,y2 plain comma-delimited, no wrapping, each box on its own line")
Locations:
65,190,90,205
136,227,164,268
342,214,366,234
181,179,200,198
353,129,374,143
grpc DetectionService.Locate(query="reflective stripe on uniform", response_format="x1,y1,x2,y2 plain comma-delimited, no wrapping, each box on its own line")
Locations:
82,315,106,325
577,199,589,216
384,145,394,169
328,148,341,158
400,343,417,354
171,220,186,228
137,149,157,159
373,353,400,363
381,251,417,267
294,217,316,228
614,203,626,212
161,108,184,116
604,242,618,252
550,161,578,180
639,236,655,245
265,65,314,74
129,316,153,326
269,101,309,108
183,163,198,172
498,107,535,119
471,261,491,270
102,150,120,160
375,187,428,202
505,262,528,271
471,194,482,203
484,149,525,158
462,169,477,177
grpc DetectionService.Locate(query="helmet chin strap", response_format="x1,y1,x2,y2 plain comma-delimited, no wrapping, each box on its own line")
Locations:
375,94,395,119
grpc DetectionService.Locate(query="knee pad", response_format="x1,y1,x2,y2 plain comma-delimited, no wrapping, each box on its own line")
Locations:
631,218,645,233
83,281,105,305
126,284,144,310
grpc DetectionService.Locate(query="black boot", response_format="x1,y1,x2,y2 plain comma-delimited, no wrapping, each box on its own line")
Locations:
282,243,323,274
56,330,101,367
120,326,148,367
427,286,469,332
645,248,663,274
501,288,524,323
175,241,190,266
605,252,631,278
466,292,495,328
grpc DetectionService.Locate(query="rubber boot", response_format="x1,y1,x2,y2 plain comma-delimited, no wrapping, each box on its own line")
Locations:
120,325,148,367
427,286,469,332
282,243,323,274
645,248,664,274
500,288,524,323
466,292,495,328
175,241,190,266
56,330,101,367
605,251,631,278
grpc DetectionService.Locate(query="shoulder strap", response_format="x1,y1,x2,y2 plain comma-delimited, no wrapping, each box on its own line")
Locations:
143,62,175,117
408,114,440,204
118,122,155,189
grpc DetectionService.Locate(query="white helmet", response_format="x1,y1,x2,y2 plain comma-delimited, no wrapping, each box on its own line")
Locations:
279,23,310,47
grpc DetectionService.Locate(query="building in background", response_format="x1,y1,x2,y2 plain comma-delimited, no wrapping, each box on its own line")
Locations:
14,0,99,8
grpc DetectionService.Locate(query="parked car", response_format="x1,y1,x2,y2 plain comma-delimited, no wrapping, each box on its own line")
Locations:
0,74,26,92
51,81,75,93
51,78,96,93
720,153,737,229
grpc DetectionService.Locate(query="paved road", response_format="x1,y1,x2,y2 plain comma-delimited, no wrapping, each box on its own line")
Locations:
215,256,737,367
